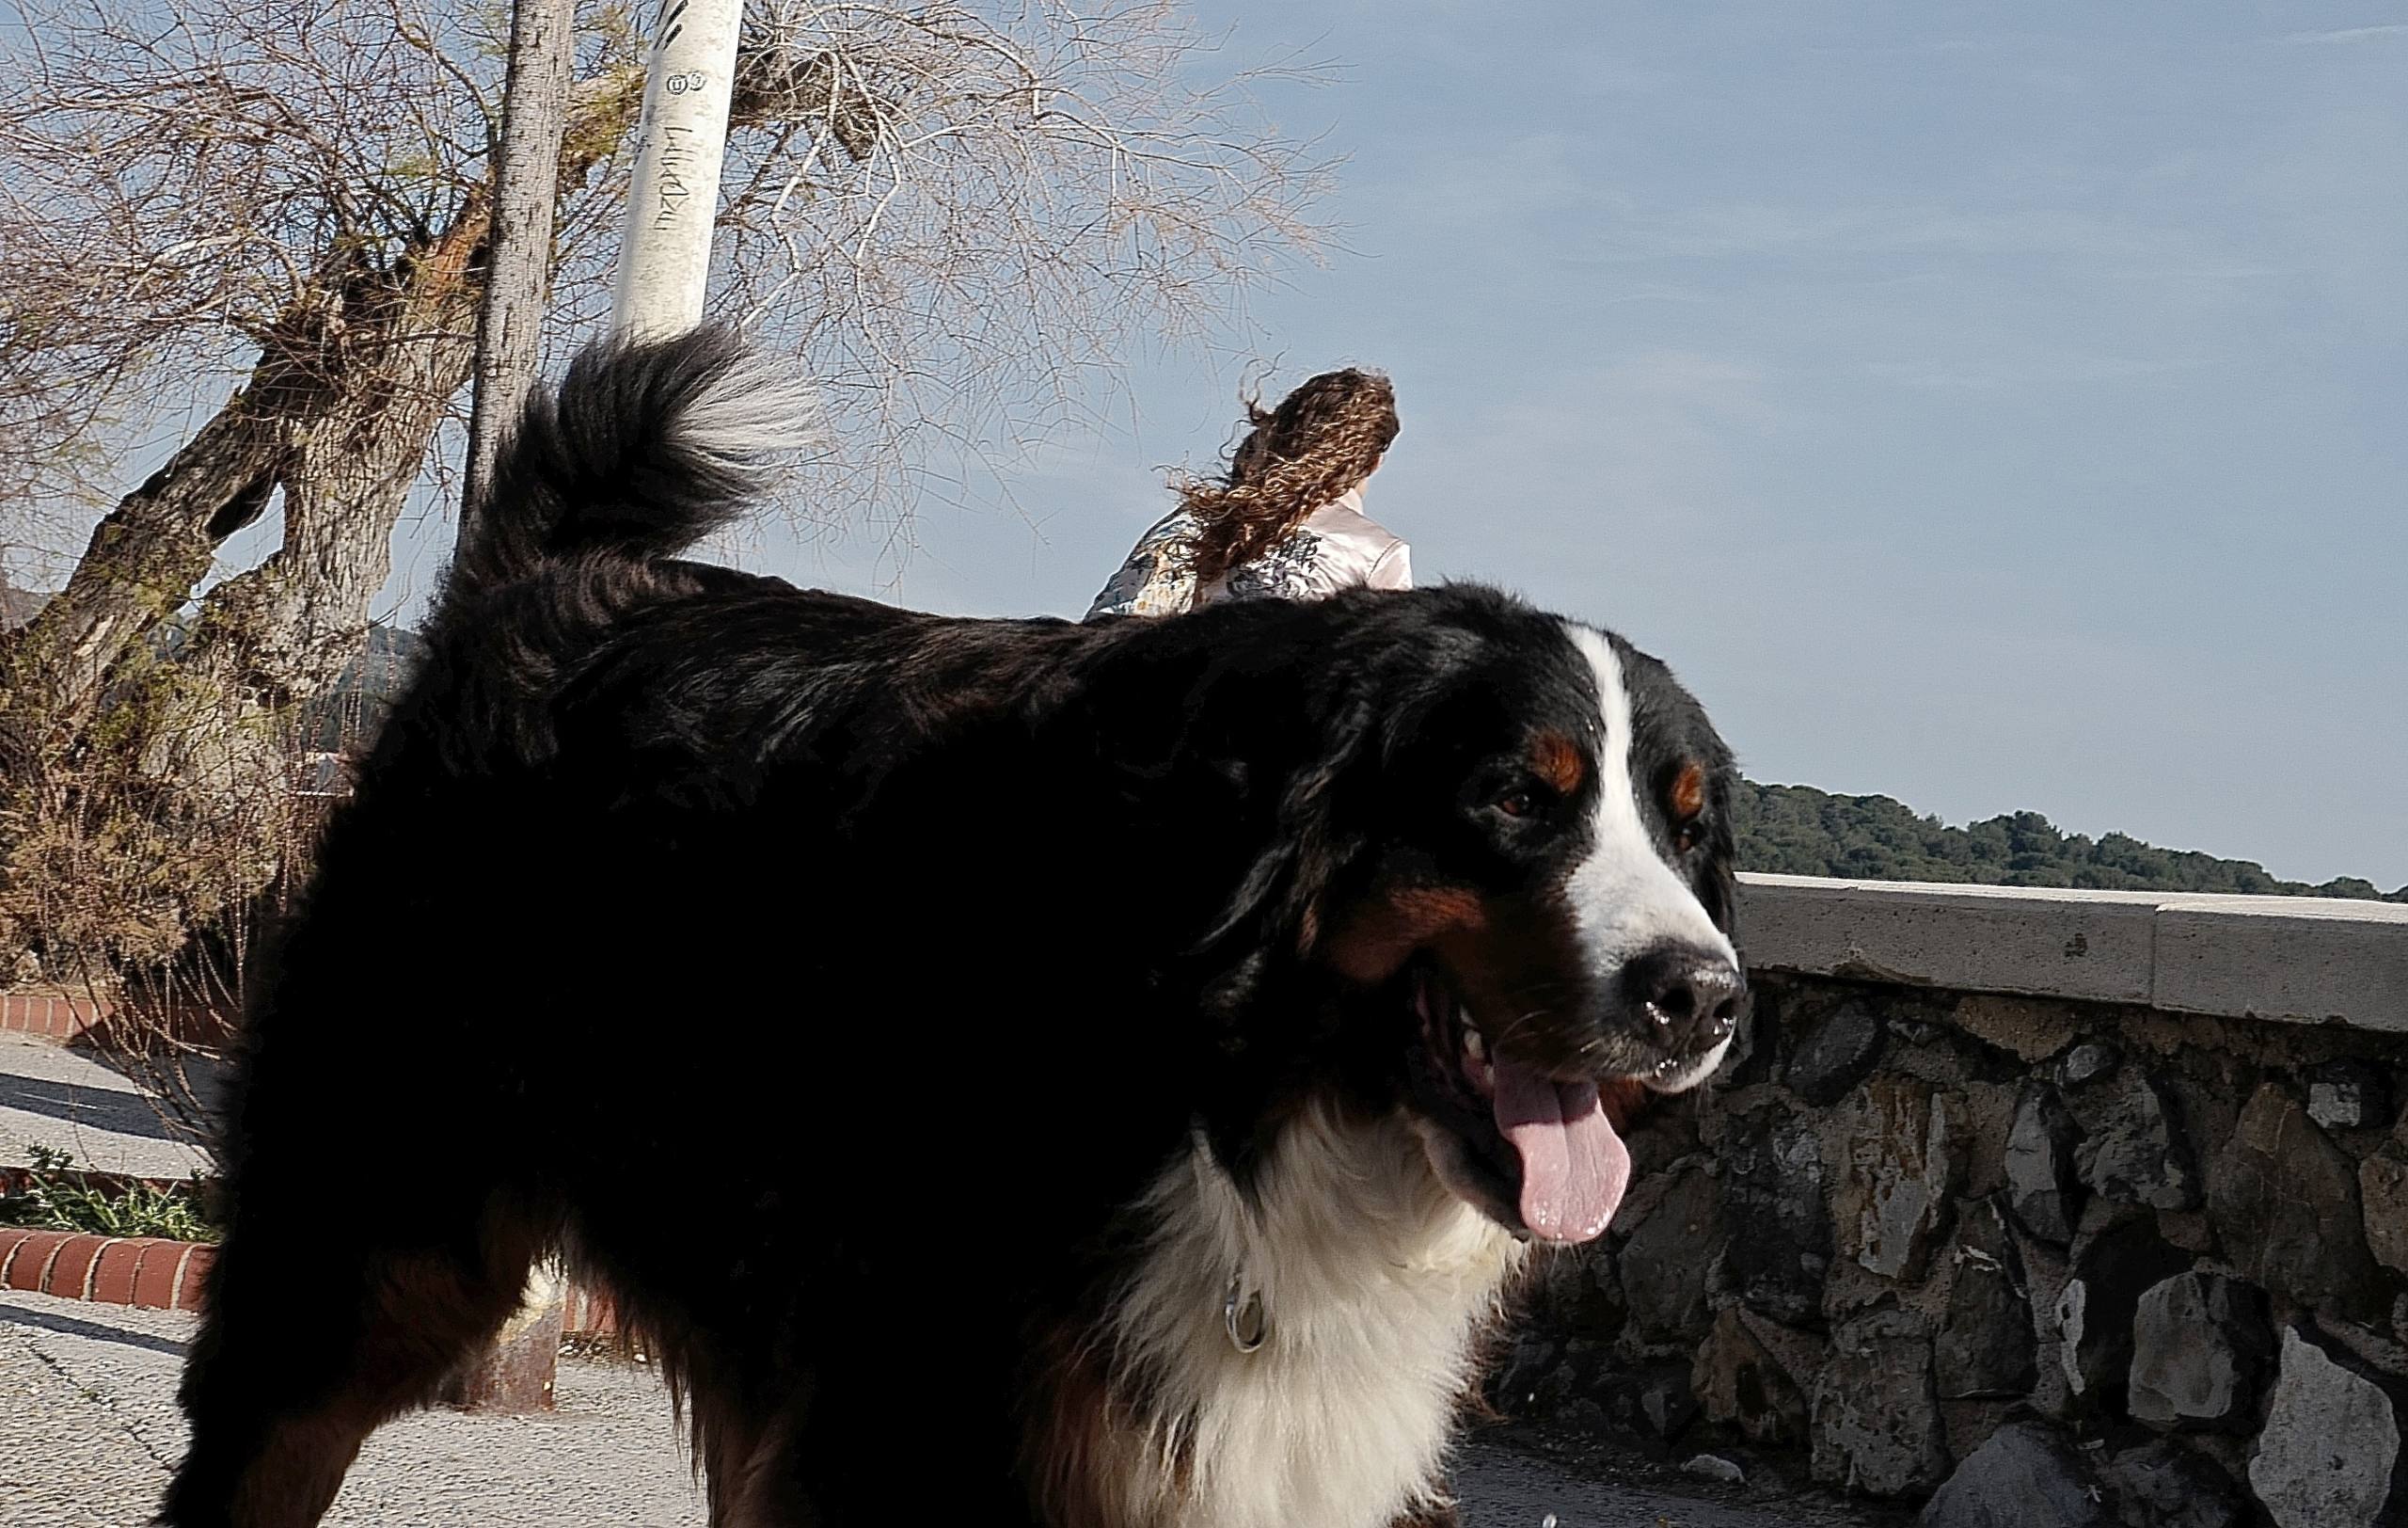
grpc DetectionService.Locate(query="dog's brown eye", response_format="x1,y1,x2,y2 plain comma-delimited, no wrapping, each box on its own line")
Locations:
1496,789,1534,819
1674,824,1699,853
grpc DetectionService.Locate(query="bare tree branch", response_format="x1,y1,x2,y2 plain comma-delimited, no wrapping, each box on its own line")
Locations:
0,0,1333,1007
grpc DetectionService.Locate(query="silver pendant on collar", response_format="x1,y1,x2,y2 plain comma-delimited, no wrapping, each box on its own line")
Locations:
1223,1273,1266,1354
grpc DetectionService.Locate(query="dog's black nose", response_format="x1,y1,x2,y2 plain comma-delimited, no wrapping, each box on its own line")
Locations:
1624,946,1747,1058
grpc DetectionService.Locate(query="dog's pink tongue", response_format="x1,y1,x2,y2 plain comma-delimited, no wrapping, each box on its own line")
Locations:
1493,1059,1630,1245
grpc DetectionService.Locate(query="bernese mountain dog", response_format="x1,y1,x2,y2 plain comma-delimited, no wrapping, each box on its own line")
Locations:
163,328,1746,1528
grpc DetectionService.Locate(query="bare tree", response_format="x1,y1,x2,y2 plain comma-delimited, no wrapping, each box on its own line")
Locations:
0,0,1327,740
0,0,1329,1009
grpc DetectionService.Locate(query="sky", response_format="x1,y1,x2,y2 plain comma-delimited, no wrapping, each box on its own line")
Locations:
372,2,2408,887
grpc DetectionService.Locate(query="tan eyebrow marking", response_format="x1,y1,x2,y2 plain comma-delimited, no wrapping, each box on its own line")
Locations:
1670,759,1707,821
1531,731,1586,794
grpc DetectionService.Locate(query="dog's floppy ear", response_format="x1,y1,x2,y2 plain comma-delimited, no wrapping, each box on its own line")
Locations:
1187,687,1379,1020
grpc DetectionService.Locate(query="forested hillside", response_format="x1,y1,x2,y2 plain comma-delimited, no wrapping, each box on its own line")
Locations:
1735,782,2405,903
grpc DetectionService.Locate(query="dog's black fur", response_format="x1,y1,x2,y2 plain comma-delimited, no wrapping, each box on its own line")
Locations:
163,329,1742,1528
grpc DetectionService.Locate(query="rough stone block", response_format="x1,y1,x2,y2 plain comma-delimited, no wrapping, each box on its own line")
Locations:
1887,1017,1945,1049
1811,1308,1950,1498
2208,1084,2385,1322
1594,1361,1698,1445
2060,1041,2121,1090
2128,1271,2273,1432
2247,1325,2408,1528
1719,1104,1833,1328
2306,1058,2389,1132
2361,1143,2408,1277
1681,1452,1745,1484
2154,1209,2214,1255
1636,1364,1699,1440
1836,1077,1967,1281
2006,1083,2083,1245
2012,1230,2076,1420
1691,1305,1807,1444
1511,1334,1608,1424
1936,1199,2036,1400
2055,1218,2189,1403
1949,994,2079,1064
2072,1068,2200,1212
1787,1000,1886,1106
1618,1162,1719,1345
1490,1330,1560,1414
2102,1440,2249,1528
1527,1244,1626,1340
1915,1419,2106,1528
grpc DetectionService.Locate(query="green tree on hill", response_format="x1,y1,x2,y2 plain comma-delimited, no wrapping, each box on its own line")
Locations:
1733,783,2405,903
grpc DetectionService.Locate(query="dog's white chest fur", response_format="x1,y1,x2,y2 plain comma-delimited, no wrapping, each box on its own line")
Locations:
1103,1106,1525,1528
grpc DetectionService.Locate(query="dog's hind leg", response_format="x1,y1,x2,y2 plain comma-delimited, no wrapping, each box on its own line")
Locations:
158,1199,539,1528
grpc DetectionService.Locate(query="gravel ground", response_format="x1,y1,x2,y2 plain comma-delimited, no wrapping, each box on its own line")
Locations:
2,1290,1896,1528
0,1038,213,1179
0,1292,704,1527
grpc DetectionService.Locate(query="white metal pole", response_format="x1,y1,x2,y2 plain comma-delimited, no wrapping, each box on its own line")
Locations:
610,0,746,339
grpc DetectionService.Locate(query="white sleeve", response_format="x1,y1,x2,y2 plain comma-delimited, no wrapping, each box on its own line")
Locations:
1367,540,1412,591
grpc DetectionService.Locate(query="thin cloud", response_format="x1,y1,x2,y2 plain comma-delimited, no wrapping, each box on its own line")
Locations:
1584,203,2179,265
1860,353,2220,392
2277,24,2408,44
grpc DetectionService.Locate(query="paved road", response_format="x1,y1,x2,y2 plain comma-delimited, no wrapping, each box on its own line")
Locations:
0,1037,213,1179
1,1291,1891,1528
1456,1438,1901,1528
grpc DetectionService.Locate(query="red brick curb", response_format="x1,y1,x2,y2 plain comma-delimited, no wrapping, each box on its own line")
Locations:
0,993,110,1042
0,990,234,1048
0,1224,620,1333
0,1225,213,1310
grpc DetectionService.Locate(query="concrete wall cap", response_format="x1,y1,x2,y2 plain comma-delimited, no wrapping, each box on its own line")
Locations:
1736,874,2407,1032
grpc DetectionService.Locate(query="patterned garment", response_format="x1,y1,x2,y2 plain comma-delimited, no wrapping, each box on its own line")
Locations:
1085,488,1411,621
1085,509,1206,620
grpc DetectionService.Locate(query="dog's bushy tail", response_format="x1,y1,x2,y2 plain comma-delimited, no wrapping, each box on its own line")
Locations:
449,325,819,600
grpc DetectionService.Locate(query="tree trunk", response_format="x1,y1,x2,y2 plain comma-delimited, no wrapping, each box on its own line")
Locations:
127,212,490,789
0,364,289,770
452,0,590,1407
463,0,578,528
0,70,650,781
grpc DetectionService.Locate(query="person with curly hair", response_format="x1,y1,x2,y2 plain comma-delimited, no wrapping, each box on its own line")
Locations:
1085,368,1408,620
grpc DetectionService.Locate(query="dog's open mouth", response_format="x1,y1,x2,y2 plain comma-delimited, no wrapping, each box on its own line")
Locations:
1403,967,1630,1246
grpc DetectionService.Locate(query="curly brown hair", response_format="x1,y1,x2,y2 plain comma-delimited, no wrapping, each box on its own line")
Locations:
1178,368,1400,587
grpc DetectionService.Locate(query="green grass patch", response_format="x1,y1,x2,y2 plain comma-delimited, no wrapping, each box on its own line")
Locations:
2,1144,220,1242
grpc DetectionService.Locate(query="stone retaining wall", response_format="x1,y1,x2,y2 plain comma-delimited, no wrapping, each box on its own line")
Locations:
1497,878,2408,1528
